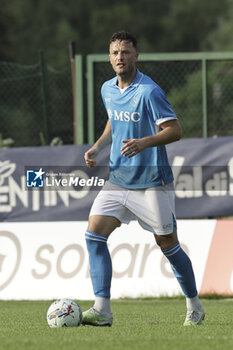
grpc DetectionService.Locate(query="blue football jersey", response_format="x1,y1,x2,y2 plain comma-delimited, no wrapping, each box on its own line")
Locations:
101,69,177,189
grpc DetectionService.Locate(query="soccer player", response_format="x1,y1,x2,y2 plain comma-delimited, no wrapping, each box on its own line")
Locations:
82,31,205,327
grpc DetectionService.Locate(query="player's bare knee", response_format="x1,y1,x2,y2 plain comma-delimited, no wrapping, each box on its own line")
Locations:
88,215,105,234
154,232,178,250
88,215,120,237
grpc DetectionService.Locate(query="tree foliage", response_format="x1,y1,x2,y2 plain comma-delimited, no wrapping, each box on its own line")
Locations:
1,0,233,145
1,0,233,66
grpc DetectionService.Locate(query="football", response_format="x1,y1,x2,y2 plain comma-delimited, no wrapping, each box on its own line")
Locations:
47,298,82,328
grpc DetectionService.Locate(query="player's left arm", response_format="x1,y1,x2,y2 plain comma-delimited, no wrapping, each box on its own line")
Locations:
121,119,182,158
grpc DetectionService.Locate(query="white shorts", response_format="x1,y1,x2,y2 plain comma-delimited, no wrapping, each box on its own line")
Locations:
89,181,176,235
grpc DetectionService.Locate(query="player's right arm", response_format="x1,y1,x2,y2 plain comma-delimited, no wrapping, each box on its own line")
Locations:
84,120,112,168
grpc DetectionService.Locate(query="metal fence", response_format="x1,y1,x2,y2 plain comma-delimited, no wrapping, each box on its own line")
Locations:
1,52,233,147
0,51,74,147
86,52,233,143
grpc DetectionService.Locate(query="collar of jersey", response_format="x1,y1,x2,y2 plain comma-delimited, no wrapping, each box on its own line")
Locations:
112,69,144,88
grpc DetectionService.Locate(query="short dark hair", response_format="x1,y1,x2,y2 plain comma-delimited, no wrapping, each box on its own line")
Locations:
109,31,137,49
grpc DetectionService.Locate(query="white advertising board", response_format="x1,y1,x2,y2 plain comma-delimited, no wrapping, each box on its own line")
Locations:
0,220,232,300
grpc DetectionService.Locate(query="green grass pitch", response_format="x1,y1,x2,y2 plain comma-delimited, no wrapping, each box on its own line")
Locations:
0,298,232,350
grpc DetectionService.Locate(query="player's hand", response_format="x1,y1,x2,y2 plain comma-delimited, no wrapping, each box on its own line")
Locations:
121,139,146,158
84,147,99,167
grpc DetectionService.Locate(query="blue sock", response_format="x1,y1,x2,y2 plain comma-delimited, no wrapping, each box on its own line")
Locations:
162,243,197,298
85,229,112,298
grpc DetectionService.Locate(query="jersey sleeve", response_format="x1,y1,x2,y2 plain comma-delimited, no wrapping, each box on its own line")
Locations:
147,86,177,125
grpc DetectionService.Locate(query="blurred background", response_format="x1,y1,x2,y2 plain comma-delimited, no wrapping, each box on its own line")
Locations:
0,0,233,147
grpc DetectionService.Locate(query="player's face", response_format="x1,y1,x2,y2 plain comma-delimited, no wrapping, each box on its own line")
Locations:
109,40,138,78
